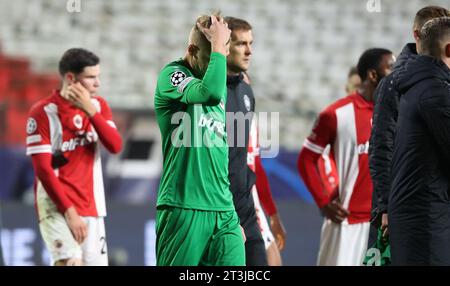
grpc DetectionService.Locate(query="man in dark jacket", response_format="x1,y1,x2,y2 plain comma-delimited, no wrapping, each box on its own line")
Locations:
368,6,449,246
224,17,266,266
389,17,450,265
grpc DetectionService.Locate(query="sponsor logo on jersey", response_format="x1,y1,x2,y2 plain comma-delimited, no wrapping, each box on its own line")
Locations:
198,114,225,137
170,71,186,86
27,117,37,134
61,131,97,152
243,94,251,111
73,114,83,129
357,141,370,154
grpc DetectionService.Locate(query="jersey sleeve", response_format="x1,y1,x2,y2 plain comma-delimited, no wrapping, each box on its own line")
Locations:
157,52,226,106
255,155,277,216
302,109,337,154
26,104,52,156
297,108,337,208
89,97,122,154
31,153,73,214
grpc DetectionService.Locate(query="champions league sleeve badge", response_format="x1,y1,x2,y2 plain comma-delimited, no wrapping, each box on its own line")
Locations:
26,117,37,134
170,71,186,86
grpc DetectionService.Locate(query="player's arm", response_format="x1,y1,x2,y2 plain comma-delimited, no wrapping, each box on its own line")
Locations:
297,111,349,224
65,83,122,154
26,107,87,244
31,154,87,244
157,17,230,107
255,155,277,216
158,52,227,106
255,155,287,250
176,15,230,105
182,53,227,105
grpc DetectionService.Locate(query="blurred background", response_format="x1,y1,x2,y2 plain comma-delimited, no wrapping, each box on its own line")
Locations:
0,0,447,265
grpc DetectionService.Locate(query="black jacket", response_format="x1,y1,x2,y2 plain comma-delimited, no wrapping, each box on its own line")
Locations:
226,73,257,228
369,43,418,216
389,55,450,265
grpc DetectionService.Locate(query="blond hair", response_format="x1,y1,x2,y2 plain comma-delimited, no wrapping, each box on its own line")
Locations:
188,11,223,49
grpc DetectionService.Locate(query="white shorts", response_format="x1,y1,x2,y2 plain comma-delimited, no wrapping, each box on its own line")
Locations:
251,186,275,249
39,212,108,266
317,219,370,266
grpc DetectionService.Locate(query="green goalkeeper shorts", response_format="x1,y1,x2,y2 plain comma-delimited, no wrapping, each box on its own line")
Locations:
156,206,245,266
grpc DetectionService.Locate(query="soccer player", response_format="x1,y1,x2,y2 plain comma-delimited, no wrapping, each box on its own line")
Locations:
225,17,286,266
345,66,361,94
247,116,286,266
297,48,394,266
369,6,449,246
26,48,123,266
154,13,245,266
315,67,360,197
389,17,450,266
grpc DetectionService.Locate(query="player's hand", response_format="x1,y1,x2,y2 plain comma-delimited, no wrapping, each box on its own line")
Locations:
66,82,97,117
64,207,88,244
321,198,350,224
240,225,246,243
381,213,388,238
270,213,287,251
196,15,231,55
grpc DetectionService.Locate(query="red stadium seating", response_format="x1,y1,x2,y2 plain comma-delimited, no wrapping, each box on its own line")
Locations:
0,51,59,146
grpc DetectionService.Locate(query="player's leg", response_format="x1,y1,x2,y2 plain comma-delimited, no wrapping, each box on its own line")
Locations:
80,217,108,266
252,187,279,265
156,206,213,266
201,210,245,266
316,219,341,266
335,222,370,266
39,212,83,266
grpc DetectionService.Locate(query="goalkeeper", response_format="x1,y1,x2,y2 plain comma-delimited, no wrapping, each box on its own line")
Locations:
154,13,245,266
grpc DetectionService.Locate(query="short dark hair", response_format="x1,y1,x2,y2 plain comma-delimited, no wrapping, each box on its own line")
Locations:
357,48,392,81
224,17,252,33
58,48,100,76
414,6,450,33
420,17,450,58
348,66,358,78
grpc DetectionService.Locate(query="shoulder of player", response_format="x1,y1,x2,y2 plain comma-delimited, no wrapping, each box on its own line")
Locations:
320,96,354,115
159,61,194,80
28,96,53,117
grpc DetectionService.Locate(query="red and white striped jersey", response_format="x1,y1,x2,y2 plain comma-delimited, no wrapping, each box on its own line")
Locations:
302,92,374,224
26,90,117,219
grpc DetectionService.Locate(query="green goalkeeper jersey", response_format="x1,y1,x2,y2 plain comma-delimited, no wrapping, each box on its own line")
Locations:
154,52,234,211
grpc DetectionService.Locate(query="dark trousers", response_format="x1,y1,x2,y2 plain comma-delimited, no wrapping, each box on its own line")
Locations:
244,218,268,266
